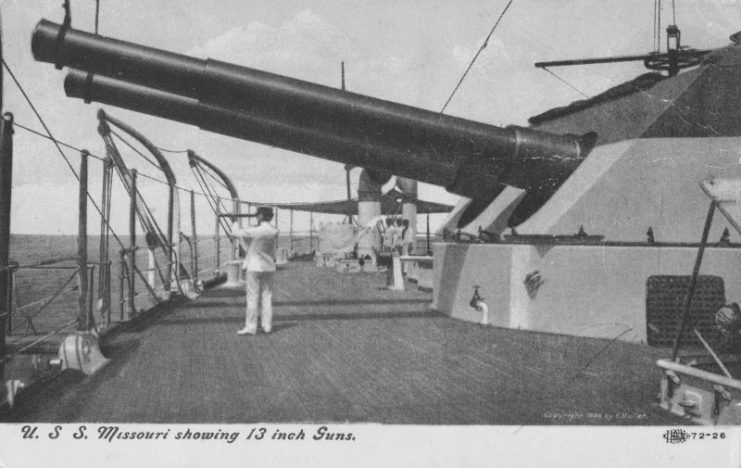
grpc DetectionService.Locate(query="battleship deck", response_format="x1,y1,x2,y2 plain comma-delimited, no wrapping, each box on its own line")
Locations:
7,261,681,425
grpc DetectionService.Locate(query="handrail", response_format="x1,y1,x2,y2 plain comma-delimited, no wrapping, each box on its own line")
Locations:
15,269,77,314
6,262,108,337
657,359,741,391
0,110,235,376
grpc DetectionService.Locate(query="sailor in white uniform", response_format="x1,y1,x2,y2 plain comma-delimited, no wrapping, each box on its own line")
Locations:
232,206,278,335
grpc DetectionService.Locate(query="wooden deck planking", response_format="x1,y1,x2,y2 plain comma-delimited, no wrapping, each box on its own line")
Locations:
7,261,681,425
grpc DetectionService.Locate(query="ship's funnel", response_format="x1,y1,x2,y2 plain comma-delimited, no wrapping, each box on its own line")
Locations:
34,19,595,201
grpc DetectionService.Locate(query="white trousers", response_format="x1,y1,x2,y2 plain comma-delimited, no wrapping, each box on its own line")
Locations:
245,271,274,332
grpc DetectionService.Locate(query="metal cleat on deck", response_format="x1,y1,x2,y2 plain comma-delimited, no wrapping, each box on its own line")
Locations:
54,332,110,376
218,260,245,289
176,278,201,300
4,379,26,408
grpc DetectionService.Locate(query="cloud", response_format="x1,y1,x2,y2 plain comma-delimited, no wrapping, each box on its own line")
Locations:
188,9,358,87
12,0,739,235
186,9,452,109
179,8,459,211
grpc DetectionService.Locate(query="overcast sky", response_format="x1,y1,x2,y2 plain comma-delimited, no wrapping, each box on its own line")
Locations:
2,0,740,234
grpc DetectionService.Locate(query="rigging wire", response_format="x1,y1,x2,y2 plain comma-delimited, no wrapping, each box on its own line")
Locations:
191,163,232,234
108,127,163,172
193,166,222,213
5,72,310,214
16,119,177,193
12,121,105,162
1,58,126,249
20,119,246,211
103,131,177,290
105,133,170,249
12,119,228,203
190,161,228,210
105,135,150,231
2,60,80,180
196,177,230,235
201,163,230,191
541,67,590,99
8,56,182,280
440,0,515,113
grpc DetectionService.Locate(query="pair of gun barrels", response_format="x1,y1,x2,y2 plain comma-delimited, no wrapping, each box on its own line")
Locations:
32,19,594,201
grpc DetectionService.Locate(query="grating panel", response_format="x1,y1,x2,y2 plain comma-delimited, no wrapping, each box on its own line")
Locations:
646,275,725,348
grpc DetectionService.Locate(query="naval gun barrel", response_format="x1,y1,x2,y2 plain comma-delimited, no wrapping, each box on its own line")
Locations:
32,19,594,200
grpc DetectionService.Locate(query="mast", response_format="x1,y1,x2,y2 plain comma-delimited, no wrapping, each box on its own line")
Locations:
341,61,354,223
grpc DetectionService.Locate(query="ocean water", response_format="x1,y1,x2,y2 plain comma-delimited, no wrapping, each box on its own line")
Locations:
5,234,315,338
4,231,423,338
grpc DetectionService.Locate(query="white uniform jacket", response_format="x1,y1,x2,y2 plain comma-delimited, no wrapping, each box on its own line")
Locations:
232,221,279,272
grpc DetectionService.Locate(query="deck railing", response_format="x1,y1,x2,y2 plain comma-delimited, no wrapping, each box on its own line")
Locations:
0,150,235,362
0,112,321,398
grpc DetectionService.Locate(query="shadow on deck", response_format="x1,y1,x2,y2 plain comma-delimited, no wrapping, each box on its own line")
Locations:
6,262,681,425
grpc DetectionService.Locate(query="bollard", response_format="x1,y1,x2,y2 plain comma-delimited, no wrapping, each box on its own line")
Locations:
57,333,110,375
220,260,243,289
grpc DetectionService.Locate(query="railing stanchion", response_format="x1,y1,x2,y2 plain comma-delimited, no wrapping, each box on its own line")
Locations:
0,113,14,375
128,169,138,318
77,149,90,330
214,207,221,273
166,185,174,294
309,210,314,252
87,265,95,330
119,251,125,321
106,261,111,325
229,197,242,261
6,268,13,335
98,157,112,325
147,249,155,292
191,190,199,285
671,201,717,361
426,211,431,256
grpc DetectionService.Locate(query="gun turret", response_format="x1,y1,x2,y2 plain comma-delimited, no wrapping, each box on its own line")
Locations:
32,19,595,201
